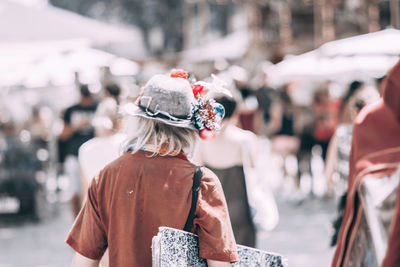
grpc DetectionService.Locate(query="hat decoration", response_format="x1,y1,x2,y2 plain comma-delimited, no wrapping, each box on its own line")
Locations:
170,69,228,140
170,69,189,80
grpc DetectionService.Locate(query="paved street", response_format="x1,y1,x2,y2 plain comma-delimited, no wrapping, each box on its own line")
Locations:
0,194,336,267
258,197,336,267
0,150,335,267
0,202,75,267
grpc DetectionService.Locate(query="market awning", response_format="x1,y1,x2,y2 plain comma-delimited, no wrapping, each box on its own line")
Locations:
265,29,400,85
181,30,248,62
0,0,147,58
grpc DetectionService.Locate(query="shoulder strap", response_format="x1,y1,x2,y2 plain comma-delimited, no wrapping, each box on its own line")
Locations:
183,166,202,232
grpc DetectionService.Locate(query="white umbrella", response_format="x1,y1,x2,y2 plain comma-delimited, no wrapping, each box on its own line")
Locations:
0,1,146,58
267,53,398,86
266,29,400,86
319,28,400,57
0,40,88,87
182,30,249,62
317,55,398,79
266,51,320,84
22,47,140,87
0,42,140,88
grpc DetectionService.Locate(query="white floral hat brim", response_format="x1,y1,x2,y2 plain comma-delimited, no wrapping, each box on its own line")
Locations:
123,102,197,130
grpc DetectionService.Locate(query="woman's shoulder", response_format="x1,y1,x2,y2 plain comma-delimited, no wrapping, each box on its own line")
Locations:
91,152,128,182
200,167,217,180
199,167,223,191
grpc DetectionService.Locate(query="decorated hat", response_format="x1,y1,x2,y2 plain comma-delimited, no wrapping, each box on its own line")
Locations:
124,69,231,139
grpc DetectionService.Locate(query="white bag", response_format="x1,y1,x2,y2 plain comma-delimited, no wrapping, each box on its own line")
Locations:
152,227,287,267
241,140,279,232
358,164,400,265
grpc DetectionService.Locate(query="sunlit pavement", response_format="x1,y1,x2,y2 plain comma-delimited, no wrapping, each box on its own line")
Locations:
255,149,337,267
0,202,75,267
0,151,337,266
0,196,336,267
258,196,336,267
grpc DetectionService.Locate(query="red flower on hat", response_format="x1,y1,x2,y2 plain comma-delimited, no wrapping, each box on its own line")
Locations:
170,69,189,79
191,84,208,97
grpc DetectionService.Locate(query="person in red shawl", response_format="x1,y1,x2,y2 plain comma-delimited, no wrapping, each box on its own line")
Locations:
332,60,400,267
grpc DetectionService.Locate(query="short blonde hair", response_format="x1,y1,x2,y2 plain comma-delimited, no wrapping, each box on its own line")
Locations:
124,117,198,158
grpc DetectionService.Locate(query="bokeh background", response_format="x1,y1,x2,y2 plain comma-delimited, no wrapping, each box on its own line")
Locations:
0,0,399,266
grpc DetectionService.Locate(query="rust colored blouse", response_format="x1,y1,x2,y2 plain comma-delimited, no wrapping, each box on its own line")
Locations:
66,150,239,266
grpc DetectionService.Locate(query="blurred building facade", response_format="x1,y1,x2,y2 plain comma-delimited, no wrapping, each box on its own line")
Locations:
49,0,399,61
248,0,397,56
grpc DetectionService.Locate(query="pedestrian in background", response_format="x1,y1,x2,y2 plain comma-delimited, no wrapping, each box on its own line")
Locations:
254,72,278,136
312,86,340,162
337,81,365,124
79,83,126,195
325,86,379,246
269,84,301,188
194,95,257,247
58,84,97,217
332,60,400,267
78,83,126,267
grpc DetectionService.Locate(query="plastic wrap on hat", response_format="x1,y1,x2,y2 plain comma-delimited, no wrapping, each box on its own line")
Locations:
139,74,195,119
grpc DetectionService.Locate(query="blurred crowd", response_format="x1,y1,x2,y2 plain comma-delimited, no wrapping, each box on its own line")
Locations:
1,55,399,266
0,58,385,221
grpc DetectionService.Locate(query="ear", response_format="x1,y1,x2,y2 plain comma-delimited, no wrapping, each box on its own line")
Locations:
135,87,146,105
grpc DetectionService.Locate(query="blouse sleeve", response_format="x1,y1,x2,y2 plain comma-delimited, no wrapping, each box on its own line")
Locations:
193,167,239,262
65,176,107,260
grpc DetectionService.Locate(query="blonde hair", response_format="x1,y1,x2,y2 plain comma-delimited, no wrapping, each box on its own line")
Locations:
123,117,198,158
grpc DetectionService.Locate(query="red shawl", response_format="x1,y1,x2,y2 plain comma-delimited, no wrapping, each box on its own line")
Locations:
332,60,400,267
